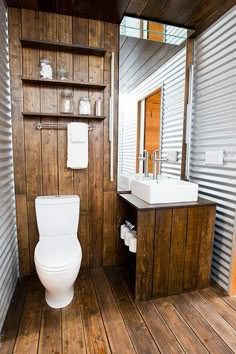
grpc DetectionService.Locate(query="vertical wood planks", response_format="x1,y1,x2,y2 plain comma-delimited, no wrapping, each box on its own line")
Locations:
39,12,58,196
136,210,156,300
153,209,172,297
10,9,119,274
168,208,187,295
88,20,104,267
198,205,216,288
9,8,30,275
22,9,42,272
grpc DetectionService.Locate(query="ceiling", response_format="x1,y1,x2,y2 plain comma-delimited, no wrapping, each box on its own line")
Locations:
119,36,183,94
5,0,236,35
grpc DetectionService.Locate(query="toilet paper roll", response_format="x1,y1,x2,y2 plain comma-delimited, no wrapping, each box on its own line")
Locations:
125,229,132,246
120,224,128,239
129,237,137,253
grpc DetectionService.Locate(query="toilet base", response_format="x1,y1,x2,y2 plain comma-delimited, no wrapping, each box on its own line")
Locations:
45,286,74,309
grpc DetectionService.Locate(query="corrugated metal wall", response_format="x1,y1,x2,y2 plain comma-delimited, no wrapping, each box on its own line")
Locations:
189,6,236,290
0,0,19,331
118,48,186,180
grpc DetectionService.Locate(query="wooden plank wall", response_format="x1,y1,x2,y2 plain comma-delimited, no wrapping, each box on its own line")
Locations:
8,8,119,275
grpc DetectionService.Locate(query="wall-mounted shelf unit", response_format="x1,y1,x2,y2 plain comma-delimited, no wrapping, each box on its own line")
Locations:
21,77,106,90
22,112,106,120
20,38,106,56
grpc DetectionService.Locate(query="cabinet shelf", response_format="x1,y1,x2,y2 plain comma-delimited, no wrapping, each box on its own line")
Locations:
22,112,106,120
20,37,106,56
21,77,106,90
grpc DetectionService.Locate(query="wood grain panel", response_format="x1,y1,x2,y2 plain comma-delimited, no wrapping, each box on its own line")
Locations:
198,205,215,288
15,195,30,276
9,8,25,195
9,9,119,274
153,209,172,297
168,208,187,295
136,209,155,300
38,305,62,354
183,207,201,291
103,192,117,266
78,270,111,353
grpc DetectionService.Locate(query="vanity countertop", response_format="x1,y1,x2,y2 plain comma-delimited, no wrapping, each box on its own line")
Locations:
118,192,216,211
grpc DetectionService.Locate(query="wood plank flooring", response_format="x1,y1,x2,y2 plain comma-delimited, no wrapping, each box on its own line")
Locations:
1,267,236,354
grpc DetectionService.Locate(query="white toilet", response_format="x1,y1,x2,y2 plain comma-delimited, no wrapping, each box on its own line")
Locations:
34,195,82,309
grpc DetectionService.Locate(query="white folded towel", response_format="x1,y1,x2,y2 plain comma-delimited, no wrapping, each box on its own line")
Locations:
67,122,88,169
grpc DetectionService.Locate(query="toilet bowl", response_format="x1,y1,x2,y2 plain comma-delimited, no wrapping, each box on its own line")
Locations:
34,195,82,308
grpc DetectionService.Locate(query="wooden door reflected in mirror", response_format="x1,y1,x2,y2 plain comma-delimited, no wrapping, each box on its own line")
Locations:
136,88,161,174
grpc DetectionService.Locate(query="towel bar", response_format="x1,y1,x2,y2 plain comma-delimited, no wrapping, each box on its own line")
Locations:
35,122,94,130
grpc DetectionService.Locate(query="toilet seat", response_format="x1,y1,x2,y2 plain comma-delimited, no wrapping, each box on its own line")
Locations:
35,237,81,272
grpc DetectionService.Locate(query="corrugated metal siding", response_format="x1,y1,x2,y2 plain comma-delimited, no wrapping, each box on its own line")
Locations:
189,6,236,290
0,1,19,331
165,25,187,45
118,48,186,180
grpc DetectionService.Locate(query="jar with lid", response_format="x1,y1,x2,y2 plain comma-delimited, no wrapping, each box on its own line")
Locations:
60,88,73,114
57,65,68,81
95,97,103,116
79,97,91,115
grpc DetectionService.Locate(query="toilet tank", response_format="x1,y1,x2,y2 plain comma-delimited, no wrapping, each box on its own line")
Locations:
35,195,80,237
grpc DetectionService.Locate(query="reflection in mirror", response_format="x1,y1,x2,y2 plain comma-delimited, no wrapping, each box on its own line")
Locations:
118,18,193,191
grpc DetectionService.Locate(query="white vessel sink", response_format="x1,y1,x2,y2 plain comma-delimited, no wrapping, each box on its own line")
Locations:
118,173,153,191
131,178,198,204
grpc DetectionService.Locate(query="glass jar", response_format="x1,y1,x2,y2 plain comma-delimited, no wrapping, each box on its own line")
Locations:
57,65,68,80
95,97,103,116
79,97,91,115
60,88,73,114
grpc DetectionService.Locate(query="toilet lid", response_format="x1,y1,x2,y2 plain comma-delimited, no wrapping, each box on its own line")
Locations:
35,237,81,271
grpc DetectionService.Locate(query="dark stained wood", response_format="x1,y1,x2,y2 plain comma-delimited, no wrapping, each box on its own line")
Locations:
9,9,119,273
168,208,187,295
13,278,44,354
6,0,131,24
199,288,236,331
20,37,106,55
2,270,236,354
211,282,236,311
137,299,184,353
62,280,86,354
105,267,159,353
91,268,136,353
103,192,117,266
88,20,105,267
125,0,236,36
0,278,29,354
185,291,236,352
119,192,216,210
15,195,31,275
154,297,208,353
153,209,172,297
170,293,233,354
38,304,62,354
183,206,201,291
77,270,111,353
136,209,155,300
22,112,106,119
198,206,216,288
181,37,193,180
21,77,106,89
119,195,216,300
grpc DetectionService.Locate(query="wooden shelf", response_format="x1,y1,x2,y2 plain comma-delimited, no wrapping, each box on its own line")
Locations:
20,38,106,56
22,112,106,120
21,77,106,90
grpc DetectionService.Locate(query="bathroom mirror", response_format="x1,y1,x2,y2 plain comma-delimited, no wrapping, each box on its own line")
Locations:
118,17,193,191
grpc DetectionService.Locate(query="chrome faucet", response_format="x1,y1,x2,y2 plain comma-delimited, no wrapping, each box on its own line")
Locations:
152,149,168,179
138,150,149,177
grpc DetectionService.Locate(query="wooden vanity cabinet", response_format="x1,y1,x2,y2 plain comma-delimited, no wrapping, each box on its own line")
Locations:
118,194,216,301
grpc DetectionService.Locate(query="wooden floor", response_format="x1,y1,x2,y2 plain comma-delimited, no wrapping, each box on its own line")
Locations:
1,267,236,354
